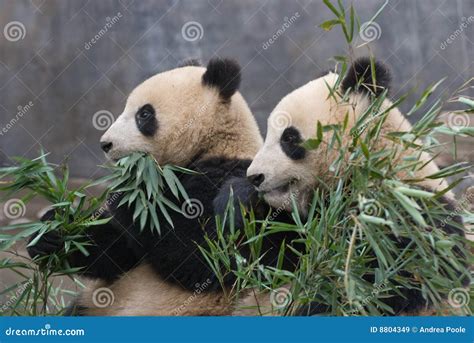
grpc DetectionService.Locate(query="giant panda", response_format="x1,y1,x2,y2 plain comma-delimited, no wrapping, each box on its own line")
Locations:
237,57,468,315
27,57,292,316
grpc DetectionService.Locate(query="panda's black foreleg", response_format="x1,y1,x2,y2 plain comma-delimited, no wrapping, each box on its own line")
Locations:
63,298,87,316
213,176,269,229
27,209,142,282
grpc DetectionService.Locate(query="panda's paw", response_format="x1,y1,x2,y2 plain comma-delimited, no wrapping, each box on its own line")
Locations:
213,177,267,227
27,209,64,259
27,230,64,259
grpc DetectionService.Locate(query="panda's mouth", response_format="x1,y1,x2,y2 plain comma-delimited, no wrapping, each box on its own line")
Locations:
260,178,298,195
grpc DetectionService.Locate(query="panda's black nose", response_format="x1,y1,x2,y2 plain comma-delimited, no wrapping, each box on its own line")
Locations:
247,173,265,187
100,141,113,153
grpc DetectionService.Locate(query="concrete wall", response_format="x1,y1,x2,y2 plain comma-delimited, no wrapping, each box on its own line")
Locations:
0,0,473,177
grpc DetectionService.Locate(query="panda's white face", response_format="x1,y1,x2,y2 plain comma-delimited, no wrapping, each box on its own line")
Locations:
247,73,342,213
100,59,263,166
100,66,217,165
248,58,450,215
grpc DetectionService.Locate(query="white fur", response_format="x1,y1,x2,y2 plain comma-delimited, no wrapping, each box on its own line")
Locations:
79,64,263,316
101,66,262,164
248,72,449,213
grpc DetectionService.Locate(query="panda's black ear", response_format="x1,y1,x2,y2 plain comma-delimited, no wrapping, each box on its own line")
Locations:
202,58,241,101
341,57,391,97
178,58,201,67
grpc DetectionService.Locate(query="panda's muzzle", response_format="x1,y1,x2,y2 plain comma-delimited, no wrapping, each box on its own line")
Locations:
100,141,113,153
247,173,265,187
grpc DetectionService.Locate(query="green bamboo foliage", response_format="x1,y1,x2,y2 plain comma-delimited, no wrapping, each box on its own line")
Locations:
93,153,194,234
200,88,472,315
0,152,192,315
199,0,473,317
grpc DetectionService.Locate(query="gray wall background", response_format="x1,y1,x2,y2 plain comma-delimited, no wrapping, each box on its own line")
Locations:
0,0,473,178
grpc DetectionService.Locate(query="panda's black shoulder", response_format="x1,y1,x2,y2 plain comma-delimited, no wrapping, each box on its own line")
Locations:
178,158,252,209
190,157,251,179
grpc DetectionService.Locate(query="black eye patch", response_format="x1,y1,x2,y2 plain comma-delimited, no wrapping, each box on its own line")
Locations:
135,104,158,137
280,126,306,160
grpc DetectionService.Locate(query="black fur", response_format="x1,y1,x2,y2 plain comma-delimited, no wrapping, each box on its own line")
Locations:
341,57,391,97
28,209,143,282
280,126,306,160
29,159,466,316
213,176,259,229
212,175,300,274
135,104,158,137
202,58,241,101
27,157,297,295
